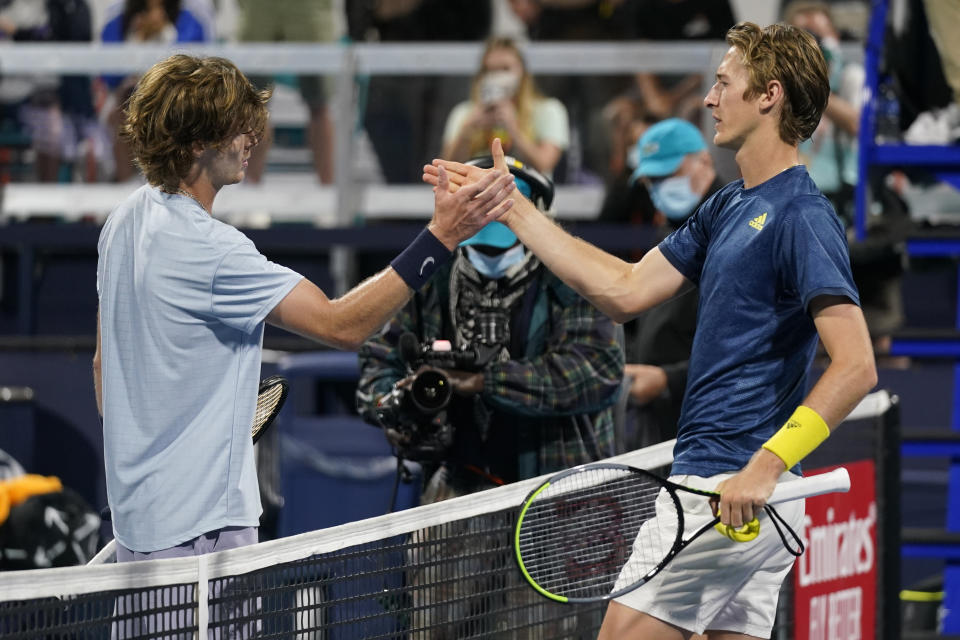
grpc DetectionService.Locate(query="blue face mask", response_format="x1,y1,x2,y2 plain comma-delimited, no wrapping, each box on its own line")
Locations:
465,244,526,280
649,175,702,222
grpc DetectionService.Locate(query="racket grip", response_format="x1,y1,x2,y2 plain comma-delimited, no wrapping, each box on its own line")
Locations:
769,467,850,504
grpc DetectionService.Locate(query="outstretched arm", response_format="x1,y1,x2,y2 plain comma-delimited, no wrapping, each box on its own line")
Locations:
268,165,515,350
423,139,687,322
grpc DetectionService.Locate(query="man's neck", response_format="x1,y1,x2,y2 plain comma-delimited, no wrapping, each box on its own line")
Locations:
179,175,218,214
735,130,801,189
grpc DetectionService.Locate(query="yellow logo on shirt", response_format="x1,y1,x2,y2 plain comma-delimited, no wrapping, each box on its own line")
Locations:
749,213,767,231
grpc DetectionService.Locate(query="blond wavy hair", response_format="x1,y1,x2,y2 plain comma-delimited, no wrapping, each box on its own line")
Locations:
725,22,829,145
121,54,271,189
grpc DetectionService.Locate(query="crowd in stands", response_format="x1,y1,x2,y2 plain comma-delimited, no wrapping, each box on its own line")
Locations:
0,0,746,188
0,0,956,366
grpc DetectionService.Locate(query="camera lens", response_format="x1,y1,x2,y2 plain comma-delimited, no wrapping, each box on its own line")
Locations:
410,370,452,414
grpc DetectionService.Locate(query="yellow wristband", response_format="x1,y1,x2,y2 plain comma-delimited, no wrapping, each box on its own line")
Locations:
762,405,830,469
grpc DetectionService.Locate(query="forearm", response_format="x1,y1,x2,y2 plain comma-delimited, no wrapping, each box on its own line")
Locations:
507,200,682,321
270,271,413,351
800,355,877,431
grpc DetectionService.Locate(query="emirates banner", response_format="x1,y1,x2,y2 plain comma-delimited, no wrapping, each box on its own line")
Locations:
793,460,877,640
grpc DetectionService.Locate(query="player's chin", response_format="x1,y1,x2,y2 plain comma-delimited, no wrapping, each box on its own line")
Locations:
713,133,736,150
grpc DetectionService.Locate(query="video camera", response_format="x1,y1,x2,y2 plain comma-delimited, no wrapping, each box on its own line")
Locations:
375,332,502,460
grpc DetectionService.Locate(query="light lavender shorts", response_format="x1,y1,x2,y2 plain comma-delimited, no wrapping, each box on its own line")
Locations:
114,526,259,639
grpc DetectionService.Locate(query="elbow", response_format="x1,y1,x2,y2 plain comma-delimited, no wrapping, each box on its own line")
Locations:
852,354,878,397
338,336,367,353
603,300,635,325
326,332,366,353
326,324,370,352
863,358,878,393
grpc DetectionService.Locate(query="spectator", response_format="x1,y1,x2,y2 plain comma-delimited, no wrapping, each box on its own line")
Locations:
786,0,908,358
356,155,622,634
508,0,633,183
596,112,656,259
100,0,214,182
357,157,622,489
786,0,863,220
618,118,722,451
632,0,735,120
441,37,569,176
922,0,960,133
0,0,99,182
237,0,336,184
347,0,492,183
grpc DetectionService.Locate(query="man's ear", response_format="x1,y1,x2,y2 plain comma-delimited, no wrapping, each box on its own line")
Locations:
758,79,785,115
191,141,205,158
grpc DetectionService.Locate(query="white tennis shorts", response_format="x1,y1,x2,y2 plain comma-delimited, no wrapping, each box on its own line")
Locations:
613,472,805,637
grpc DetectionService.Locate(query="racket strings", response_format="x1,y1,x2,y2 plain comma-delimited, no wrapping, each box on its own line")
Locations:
252,382,285,437
517,468,676,600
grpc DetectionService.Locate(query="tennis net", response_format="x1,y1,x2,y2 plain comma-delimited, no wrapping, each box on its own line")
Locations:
0,441,675,639
0,389,897,639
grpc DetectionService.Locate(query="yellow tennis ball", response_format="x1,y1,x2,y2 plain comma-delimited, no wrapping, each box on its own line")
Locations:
714,516,761,542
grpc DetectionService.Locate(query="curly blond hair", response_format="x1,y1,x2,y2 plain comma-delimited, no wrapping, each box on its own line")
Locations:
121,54,271,189
725,22,829,145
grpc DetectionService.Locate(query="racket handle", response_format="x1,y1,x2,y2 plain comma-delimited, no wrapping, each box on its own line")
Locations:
769,467,850,504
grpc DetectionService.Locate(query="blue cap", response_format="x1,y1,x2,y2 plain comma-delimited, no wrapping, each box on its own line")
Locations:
630,118,707,183
459,176,531,248
459,221,517,249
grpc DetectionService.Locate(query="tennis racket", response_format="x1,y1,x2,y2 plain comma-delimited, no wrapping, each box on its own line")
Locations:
513,463,849,604
252,374,288,444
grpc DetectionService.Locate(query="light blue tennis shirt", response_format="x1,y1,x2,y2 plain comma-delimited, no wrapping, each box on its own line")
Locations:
97,185,302,552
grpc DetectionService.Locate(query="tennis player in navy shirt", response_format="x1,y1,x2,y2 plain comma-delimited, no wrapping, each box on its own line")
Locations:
425,21,877,640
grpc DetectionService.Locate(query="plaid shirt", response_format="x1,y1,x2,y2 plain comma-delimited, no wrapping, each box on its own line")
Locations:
357,256,624,481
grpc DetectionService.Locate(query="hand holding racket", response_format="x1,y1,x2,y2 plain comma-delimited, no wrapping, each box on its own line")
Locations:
513,463,849,603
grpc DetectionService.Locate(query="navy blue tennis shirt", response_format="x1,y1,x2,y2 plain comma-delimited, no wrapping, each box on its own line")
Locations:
659,165,859,477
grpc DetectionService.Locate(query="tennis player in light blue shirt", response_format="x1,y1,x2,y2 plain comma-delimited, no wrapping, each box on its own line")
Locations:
94,54,517,559
98,185,302,552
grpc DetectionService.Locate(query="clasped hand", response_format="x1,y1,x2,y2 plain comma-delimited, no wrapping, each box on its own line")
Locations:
427,161,516,250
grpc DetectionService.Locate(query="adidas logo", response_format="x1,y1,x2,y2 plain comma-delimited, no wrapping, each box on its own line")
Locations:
748,213,767,230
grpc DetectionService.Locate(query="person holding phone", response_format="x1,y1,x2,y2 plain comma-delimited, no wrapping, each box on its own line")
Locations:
441,37,569,177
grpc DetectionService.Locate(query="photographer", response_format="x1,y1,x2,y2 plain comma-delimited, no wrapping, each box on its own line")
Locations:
356,158,623,504
440,37,569,176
